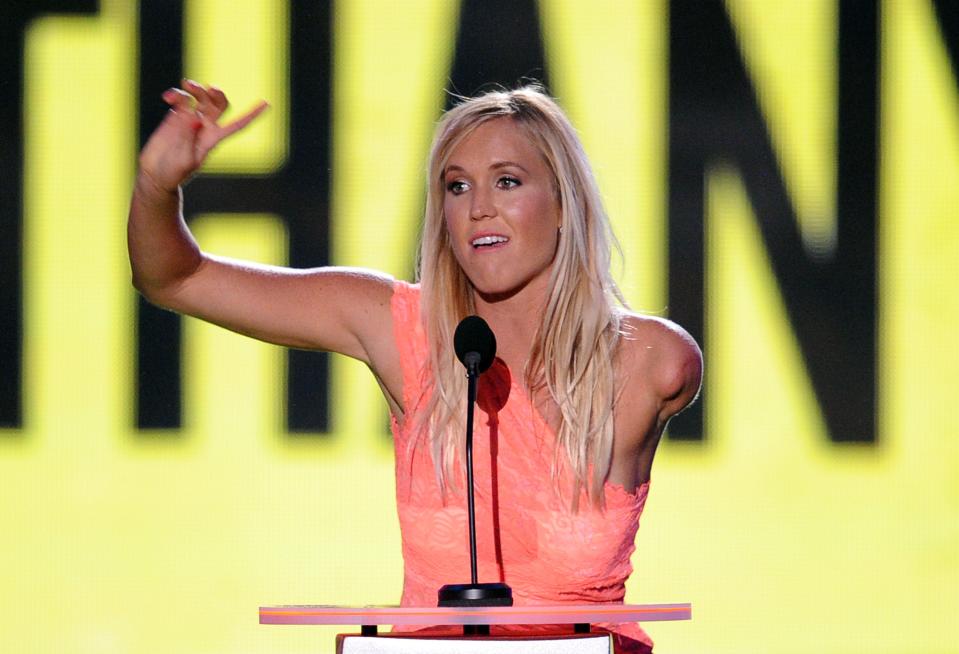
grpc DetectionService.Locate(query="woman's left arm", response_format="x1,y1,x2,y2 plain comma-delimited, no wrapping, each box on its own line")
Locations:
646,318,703,425
612,315,703,485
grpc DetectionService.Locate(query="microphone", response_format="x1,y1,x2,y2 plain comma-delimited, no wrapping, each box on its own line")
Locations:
453,315,496,375
438,316,513,615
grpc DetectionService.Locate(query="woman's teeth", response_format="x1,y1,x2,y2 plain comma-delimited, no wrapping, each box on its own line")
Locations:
472,235,509,247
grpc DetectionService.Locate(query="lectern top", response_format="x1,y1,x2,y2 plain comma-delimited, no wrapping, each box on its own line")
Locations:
259,603,691,626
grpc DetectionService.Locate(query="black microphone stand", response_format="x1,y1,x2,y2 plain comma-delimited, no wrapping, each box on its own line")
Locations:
438,352,513,622
464,353,481,586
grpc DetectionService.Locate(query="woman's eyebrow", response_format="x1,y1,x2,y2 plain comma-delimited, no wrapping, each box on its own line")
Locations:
443,161,529,176
490,160,529,173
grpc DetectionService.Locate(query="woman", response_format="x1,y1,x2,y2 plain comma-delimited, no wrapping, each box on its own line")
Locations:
129,81,702,653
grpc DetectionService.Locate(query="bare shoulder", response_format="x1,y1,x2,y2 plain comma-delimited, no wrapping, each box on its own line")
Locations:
616,311,703,420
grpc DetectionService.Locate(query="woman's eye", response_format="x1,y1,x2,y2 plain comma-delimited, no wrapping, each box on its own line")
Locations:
446,180,468,195
497,176,520,189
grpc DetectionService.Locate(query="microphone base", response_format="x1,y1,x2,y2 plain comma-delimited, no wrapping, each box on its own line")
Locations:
437,582,514,607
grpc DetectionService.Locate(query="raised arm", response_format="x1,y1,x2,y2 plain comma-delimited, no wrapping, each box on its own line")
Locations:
128,83,396,371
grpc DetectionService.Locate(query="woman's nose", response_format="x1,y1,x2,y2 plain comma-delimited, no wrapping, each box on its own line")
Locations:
469,188,495,220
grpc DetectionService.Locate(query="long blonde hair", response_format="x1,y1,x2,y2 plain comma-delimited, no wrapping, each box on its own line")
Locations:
416,86,626,510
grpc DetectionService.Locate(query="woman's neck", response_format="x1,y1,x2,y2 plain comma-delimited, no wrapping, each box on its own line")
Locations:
472,286,547,381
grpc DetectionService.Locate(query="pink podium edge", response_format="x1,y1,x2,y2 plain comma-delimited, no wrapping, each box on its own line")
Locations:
259,603,691,626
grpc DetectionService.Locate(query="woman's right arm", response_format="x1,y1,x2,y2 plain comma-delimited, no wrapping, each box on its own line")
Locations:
128,82,396,367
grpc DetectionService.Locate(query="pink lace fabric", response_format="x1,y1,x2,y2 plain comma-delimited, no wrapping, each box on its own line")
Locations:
389,282,654,653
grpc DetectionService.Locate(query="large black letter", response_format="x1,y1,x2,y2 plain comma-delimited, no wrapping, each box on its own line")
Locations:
667,1,879,443
446,0,550,102
932,0,959,83
136,1,335,434
1,0,99,430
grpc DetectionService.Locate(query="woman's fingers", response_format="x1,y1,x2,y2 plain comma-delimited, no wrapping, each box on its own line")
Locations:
174,80,264,140
162,87,195,113
207,86,230,113
148,84,268,177
182,79,216,122
183,79,230,123
191,97,269,161
220,100,270,138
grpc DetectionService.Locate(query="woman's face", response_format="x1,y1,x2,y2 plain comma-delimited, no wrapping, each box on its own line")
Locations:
442,117,561,302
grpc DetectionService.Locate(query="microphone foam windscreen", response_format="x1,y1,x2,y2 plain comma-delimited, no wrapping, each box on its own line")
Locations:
453,315,497,373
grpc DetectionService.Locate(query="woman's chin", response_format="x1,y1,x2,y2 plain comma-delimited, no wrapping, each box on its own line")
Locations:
474,285,523,304
464,263,554,306
470,276,545,305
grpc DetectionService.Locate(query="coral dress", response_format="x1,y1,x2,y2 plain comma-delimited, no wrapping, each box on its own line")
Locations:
389,282,654,653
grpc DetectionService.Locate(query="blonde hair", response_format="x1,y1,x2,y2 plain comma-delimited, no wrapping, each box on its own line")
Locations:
416,86,626,510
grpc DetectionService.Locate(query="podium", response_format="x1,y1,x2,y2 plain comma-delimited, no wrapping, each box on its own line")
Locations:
260,603,691,653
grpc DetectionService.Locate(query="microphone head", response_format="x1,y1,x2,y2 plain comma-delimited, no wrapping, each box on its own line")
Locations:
453,316,497,374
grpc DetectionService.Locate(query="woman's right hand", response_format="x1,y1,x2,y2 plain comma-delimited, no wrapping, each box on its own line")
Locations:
138,80,269,193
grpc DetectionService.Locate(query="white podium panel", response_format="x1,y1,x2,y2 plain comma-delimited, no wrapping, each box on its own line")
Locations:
339,634,612,654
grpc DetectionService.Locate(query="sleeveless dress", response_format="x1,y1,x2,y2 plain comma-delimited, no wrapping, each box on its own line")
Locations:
389,281,654,653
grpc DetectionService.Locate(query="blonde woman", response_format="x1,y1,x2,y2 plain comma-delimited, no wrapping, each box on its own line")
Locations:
130,81,702,653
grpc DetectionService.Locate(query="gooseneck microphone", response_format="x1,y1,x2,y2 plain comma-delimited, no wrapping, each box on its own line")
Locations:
438,316,513,613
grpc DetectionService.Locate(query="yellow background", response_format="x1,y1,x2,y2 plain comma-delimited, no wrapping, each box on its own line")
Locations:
1,1,956,652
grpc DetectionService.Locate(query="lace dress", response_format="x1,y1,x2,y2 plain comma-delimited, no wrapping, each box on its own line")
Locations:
389,281,654,653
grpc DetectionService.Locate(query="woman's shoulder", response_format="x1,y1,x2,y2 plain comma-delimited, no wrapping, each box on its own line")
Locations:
617,310,700,356
615,310,703,416
389,279,421,322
